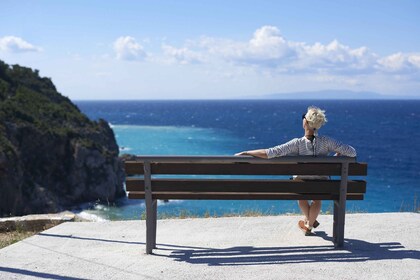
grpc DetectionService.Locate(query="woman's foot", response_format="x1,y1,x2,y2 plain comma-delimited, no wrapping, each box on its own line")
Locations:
298,220,313,236
304,219,320,228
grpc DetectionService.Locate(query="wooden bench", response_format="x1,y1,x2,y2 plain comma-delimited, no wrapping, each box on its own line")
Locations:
124,156,367,254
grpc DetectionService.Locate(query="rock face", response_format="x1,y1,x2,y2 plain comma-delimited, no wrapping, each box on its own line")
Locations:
0,60,125,217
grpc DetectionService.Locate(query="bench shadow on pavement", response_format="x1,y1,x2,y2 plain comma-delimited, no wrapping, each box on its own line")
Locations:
156,232,420,266
37,232,420,266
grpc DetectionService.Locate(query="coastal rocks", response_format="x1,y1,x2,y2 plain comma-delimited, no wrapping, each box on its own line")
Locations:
0,60,125,217
69,141,125,203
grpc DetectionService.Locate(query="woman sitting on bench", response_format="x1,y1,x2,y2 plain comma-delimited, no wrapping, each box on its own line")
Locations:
235,106,356,236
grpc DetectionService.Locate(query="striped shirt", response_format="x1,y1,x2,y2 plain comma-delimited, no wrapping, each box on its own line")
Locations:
266,135,357,159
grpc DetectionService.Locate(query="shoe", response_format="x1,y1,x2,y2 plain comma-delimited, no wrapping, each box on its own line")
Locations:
304,219,320,228
298,220,313,236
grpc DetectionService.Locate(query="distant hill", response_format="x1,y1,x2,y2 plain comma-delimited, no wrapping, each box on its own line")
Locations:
245,90,418,100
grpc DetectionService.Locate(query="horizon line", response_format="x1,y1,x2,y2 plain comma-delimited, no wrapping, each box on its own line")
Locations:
72,98,420,101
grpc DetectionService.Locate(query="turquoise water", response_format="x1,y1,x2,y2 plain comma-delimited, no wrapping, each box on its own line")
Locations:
114,125,241,155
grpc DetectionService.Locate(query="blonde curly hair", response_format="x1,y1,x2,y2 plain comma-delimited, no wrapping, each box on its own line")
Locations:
304,106,327,131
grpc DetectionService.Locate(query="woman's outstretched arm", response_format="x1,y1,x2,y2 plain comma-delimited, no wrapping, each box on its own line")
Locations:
234,149,268,159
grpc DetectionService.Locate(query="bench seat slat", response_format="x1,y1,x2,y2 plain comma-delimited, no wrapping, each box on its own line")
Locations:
127,191,364,200
126,178,366,194
125,162,367,176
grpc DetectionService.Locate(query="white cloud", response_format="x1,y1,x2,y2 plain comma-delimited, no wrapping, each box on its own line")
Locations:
408,54,420,68
113,36,146,61
160,25,420,77
248,26,292,60
0,36,42,53
162,44,204,64
197,26,296,67
293,40,378,74
377,52,420,72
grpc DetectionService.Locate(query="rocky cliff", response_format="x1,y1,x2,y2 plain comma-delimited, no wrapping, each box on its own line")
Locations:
0,60,125,216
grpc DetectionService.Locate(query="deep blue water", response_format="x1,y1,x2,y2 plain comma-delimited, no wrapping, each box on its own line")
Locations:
74,100,420,220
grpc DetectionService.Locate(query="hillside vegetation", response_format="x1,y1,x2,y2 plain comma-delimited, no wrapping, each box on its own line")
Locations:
0,60,125,216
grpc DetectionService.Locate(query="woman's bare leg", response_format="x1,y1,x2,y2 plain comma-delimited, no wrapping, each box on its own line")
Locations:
308,200,321,227
298,200,310,221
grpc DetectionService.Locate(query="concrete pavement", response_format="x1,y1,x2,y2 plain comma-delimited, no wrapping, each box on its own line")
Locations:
0,213,419,280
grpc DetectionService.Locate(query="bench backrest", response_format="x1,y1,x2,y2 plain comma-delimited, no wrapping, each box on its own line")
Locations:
124,156,367,201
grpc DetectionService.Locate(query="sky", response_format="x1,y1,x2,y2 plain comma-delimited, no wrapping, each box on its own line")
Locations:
1,0,420,100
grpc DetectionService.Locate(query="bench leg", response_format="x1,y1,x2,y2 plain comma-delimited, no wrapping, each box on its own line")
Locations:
333,200,338,245
333,200,345,248
334,162,349,248
334,201,346,248
145,200,155,254
152,199,157,249
144,161,156,254
145,200,157,253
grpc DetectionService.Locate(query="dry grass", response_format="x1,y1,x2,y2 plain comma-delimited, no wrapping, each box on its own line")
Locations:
0,230,39,249
0,223,59,249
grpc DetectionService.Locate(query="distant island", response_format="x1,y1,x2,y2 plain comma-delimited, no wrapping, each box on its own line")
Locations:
0,60,125,217
243,90,419,100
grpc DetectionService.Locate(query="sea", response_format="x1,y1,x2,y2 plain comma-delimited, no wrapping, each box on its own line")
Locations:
73,100,420,221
